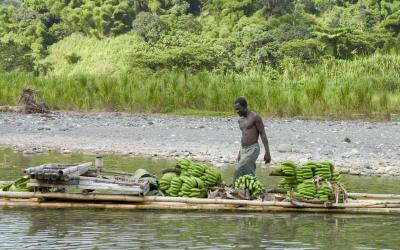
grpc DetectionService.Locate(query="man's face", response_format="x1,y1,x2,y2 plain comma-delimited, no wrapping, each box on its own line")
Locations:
234,103,247,117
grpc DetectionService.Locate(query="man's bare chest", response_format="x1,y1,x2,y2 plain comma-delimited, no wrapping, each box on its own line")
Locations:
239,118,255,130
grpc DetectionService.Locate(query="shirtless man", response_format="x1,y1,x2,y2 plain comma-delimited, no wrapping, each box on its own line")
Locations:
233,97,271,185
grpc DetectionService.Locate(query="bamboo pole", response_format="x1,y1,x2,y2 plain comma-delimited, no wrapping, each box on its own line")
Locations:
290,200,400,208
59,162,92,180
1,192,400,209
77,176,144,187
1,199,400,214
24,164,75,174
100,169,135,176
347,193,400,200
0,191,293,207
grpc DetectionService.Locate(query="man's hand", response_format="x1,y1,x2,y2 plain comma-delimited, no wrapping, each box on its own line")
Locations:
264,153,271,164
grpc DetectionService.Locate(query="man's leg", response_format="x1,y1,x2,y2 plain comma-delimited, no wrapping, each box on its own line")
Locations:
233,164,256,185
232,144,260,185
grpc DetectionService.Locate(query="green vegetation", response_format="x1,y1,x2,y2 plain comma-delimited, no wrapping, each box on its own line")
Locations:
0,0,399,118
1,53,399,118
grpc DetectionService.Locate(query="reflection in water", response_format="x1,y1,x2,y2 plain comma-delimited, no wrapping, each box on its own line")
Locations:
0,209,399,249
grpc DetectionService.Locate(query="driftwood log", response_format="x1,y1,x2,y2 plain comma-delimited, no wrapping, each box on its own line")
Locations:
18,88,49,113
0,88,50,113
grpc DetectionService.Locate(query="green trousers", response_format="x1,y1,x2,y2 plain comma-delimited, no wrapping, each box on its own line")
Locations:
232,143,260,185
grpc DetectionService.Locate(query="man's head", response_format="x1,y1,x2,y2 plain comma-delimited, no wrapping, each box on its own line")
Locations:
234,97,248,117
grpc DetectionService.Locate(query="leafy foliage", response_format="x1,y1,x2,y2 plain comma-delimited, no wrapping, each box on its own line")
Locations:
0,0,399,74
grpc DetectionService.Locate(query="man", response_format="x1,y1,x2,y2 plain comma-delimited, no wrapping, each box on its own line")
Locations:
233,97,271,185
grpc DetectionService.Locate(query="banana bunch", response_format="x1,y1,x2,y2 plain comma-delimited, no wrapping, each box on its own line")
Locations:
276,161,298,189
176,158,192,175
179,176,206,198
299,164,314,179
294,179,317,200
165,176,183,197
158,172,177,192
234,175,263,196
315,181,332,200
201,167,222,187
331,171,341,181
279,161,297,176
314,162,332,179
176,158,222,187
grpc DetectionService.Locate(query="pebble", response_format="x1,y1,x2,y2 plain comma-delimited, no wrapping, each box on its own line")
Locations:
344,137,351,143
1,112,399,177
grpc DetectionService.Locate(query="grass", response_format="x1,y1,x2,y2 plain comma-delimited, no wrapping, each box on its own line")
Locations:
0,53,399,120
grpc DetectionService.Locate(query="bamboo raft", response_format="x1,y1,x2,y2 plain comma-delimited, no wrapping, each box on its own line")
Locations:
1,158,399,214
1,191,399,214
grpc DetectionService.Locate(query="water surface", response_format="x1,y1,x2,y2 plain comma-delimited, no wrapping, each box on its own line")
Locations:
1,148,399,249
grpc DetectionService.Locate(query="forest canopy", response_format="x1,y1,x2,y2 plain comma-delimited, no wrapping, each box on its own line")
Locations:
0,0,399,74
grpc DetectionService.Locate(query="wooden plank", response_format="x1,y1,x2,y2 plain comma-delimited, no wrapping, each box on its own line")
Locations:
28,179,149,195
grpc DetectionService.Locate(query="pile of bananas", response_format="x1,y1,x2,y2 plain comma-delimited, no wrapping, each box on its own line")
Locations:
271,160,345,201
234,175,263,196
176,158,222,187
276,161,298,189
158,158,222,198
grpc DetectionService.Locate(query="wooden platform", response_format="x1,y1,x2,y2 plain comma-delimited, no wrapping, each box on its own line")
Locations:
1,191,399,214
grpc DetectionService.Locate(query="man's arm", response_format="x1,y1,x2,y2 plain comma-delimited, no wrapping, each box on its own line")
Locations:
255,115,271,164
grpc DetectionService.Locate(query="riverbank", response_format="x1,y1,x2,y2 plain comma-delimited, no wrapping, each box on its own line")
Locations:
1,111,399,176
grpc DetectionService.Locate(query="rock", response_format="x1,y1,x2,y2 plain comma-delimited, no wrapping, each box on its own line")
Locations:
277,144,292,153
148,121,154,125
23,149,36,155
34,148,44,153
199,125,205,129
343,137,351,143
214,162,228,168
349,169,361,175
349,149,359,156
62,149,71,154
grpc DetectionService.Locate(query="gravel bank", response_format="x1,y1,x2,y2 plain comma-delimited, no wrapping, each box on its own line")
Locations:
1,112,399,176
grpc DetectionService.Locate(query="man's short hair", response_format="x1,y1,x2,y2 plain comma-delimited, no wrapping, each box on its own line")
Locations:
235,97,247,107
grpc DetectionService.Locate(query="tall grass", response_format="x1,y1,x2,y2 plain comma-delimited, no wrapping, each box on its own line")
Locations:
0,53,399,119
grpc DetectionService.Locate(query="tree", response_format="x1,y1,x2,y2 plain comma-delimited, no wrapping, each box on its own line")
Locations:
0,40,34,72
132,12,167,43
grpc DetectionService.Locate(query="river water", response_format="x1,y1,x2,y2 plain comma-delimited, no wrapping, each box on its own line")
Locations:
0,149,399,249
